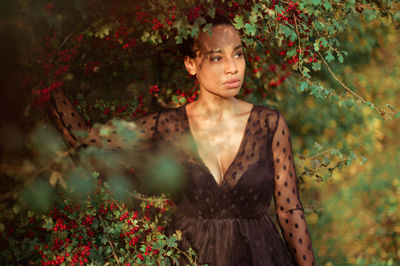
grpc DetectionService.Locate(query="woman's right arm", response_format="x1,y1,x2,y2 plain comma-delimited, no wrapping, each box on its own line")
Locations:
48,89,157,150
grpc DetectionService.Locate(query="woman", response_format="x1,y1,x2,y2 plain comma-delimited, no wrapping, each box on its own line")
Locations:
49,15,316,266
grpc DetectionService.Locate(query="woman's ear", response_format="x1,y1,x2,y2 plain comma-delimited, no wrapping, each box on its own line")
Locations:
184,56,197,76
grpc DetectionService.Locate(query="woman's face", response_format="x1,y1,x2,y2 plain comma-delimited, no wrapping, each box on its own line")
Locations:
185,24,245,98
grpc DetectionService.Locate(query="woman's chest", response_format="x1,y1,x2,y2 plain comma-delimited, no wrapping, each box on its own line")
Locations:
187,107,252,184
191,122,247,184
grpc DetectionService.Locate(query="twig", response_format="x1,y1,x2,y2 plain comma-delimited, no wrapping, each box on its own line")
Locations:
57,32,73,51
99,216,121,265
307,148,334,160
132,195,170,202
293,14,306,77
332,2,400,12
317,50,368,105
172,246,197,265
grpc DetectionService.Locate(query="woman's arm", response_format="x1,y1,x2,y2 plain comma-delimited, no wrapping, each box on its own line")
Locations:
48,89,157,150
272,111,316,266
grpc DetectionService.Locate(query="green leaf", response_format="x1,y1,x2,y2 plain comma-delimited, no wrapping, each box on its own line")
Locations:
21,179,55,212
360,157,367,165
244,23,256,36
337,52,344,63
322,156,331,165
143,154,184,194
311,0,322,6
105,246,112,255
313,142,324,151
310,84,320,95
313,41,320,51
281,25,297,41
325,50,335,62
203,23,213,35
312,62,321,71
385,104,394,110
302,66,311,78
330,149,343,159
179,96,187,104
366,101,375,110
108,176,132,201
323,1,332,10
43,217,54,230
30,124,66,160
190,24,199,38
233,16,244,29
393,11,400,22
172,257,179,265
287,48,297,57
77,93,85,100
166,236,177,248
300,82,309,92
249,13,258,24
363,9,378,22
207,7,215,18
320,37,328,48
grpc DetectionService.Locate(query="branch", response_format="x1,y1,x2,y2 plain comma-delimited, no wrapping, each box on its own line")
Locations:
307,148,334,160
57,32,73,51
317,50,368,104
99,216,121,266
294,14,306,77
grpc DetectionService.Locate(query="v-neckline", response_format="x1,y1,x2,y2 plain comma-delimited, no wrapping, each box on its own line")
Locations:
182,104,255,188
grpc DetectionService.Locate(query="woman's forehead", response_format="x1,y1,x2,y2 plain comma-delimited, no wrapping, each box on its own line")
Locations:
197,25,242,52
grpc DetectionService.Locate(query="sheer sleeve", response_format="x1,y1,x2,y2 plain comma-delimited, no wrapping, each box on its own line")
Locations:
48,88,158,150
272,111,316,266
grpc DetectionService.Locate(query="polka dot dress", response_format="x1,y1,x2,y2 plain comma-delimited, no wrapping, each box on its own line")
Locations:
49,91,316,265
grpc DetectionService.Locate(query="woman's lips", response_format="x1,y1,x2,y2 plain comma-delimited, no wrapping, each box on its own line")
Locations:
223,78,241,88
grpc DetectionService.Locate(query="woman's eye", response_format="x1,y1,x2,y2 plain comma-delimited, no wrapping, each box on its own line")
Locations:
234,51,244,58
210,56,222,62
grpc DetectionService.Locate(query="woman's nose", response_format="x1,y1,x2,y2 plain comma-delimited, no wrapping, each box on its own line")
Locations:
224,57,238,74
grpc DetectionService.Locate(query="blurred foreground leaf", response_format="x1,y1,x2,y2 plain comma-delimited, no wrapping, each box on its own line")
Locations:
20,178,55,212
66,167,95,196
29,124,66,160
143,154,184,195
107,175,133,201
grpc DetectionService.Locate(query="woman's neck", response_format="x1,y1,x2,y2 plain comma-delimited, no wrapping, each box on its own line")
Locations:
189,93,242,123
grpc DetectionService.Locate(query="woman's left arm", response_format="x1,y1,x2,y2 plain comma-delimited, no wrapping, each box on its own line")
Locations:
272,111,316,266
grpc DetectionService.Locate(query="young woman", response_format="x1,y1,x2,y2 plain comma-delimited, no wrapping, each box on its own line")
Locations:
49,16,316,266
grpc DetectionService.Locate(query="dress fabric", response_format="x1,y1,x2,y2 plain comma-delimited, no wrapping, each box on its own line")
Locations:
137,105,313,266
49,93,315,265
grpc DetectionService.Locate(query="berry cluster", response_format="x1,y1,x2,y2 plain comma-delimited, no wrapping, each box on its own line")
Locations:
0,175,184,265
149,85,160,94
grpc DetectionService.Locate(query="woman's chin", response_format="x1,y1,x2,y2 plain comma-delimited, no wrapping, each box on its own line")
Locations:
222,87,241,97
201,86,241,99
219,86,242,97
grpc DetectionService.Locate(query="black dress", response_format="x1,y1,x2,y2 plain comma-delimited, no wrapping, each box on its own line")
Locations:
49,94,315,265
134,105,315,266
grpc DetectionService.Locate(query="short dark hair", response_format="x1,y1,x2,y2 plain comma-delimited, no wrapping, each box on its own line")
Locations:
180,15,235,59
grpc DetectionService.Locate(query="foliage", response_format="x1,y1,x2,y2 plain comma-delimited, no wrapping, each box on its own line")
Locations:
17,0,399,185
1,0,400,265
307,28,400,265
0,170,196,265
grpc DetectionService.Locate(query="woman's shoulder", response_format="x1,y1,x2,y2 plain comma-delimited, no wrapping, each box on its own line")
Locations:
251,103,280,117
250,103,283,132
